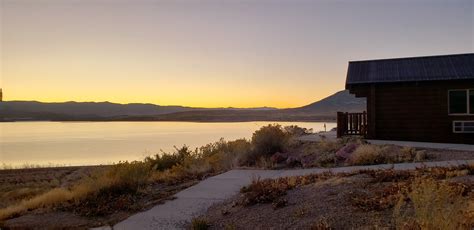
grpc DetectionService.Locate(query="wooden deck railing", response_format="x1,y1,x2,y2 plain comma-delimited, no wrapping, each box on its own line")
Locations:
337,111,368,138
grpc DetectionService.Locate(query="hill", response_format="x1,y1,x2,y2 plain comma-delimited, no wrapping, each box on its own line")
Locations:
286,90,366,115
118,90,366,122
0,90,365,121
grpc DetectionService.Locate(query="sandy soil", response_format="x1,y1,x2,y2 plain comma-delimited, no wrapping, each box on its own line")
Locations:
201,171,474,229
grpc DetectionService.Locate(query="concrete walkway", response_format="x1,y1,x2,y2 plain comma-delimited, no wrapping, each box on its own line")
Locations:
109,159,474,230
367,139,474,151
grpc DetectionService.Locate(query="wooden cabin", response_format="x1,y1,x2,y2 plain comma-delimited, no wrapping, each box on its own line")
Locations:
339,53,474,144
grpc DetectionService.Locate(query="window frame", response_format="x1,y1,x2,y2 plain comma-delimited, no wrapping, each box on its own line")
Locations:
453,121,474,133
448,89,474,116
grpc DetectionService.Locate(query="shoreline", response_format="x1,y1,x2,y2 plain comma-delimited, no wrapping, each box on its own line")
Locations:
0,165,107,172
0,118,337,123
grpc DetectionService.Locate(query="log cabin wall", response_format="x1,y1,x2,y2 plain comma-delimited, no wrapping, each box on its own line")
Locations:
351,80,474,144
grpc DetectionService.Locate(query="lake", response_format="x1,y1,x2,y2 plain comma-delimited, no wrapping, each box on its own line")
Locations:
0,121,336,167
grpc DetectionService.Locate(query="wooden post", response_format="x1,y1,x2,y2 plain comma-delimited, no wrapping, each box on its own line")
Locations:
336,112,342,138
368,84,376,138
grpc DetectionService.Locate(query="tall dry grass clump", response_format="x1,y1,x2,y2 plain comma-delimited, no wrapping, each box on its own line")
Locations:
0,161,151,220
349,145,427,165
394,177,473,230
0,188,74,220
350,145,385,165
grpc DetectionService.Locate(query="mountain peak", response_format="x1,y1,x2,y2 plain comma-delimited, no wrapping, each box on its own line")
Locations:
296,90,366,114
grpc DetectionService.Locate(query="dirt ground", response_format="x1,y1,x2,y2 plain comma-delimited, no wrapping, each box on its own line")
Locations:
201,170,474,229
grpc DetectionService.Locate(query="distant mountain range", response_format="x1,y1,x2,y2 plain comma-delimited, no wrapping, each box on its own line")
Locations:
0,90,366,122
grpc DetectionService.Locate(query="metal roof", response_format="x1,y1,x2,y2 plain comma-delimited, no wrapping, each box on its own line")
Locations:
346,53,474,85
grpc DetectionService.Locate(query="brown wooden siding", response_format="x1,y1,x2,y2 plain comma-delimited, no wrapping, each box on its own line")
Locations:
349,80,474,144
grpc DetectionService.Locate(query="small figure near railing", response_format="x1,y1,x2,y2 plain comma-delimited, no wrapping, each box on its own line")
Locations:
337,111,368,138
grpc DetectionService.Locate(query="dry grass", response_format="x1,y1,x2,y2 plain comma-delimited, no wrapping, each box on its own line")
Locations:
296,137,430,168
0,161,151,220
0,188,74,220
311,218,332,230
191,217,210,230
239,172,339,206
349,145,427,165
394,177,473,230
198,164,474,229
0,163,68,170
350,145,384,165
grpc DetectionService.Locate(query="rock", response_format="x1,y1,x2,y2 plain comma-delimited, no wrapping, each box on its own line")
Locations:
270,152,288,164
335,143,359,161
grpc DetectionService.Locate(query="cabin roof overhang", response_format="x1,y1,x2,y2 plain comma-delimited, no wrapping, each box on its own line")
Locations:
345,53,474,97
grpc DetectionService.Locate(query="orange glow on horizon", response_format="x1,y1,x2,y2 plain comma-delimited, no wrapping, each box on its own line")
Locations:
3,0,470,109
1,84,340,109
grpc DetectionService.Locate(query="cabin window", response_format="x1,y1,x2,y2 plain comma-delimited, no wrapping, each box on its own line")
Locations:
453,121,474,133
470,90,474,114
448,89,474,115
449,90,468,114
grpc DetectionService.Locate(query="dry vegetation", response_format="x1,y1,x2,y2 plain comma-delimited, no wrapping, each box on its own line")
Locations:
1,124,473,229
200,165,474,229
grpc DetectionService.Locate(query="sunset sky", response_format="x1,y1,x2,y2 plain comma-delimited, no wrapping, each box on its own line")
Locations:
1,0,473,108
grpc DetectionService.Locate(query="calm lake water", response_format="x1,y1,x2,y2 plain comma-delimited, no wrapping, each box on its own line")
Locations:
0,121,336,167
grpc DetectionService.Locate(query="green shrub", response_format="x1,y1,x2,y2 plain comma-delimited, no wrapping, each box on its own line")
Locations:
191,217,210,230
99,161,151,193
251,124,289,159
152,139,254,184
199,138,252,170
145,146,192,171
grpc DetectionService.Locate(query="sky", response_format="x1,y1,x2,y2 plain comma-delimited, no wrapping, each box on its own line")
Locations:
1,0,473,108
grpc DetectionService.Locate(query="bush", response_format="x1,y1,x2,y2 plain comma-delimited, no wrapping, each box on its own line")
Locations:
97,161,151,193
349,145,428,166
191,217,210,230
145,146,191,171
199,138,252,170
394,177,473,229
152,139,254,184
240,173,336,206
251,124,289,159
240,177,290,206
284,125,313,137
350,145,386,165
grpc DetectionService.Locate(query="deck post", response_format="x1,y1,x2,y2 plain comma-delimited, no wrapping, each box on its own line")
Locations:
336,112,343,138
